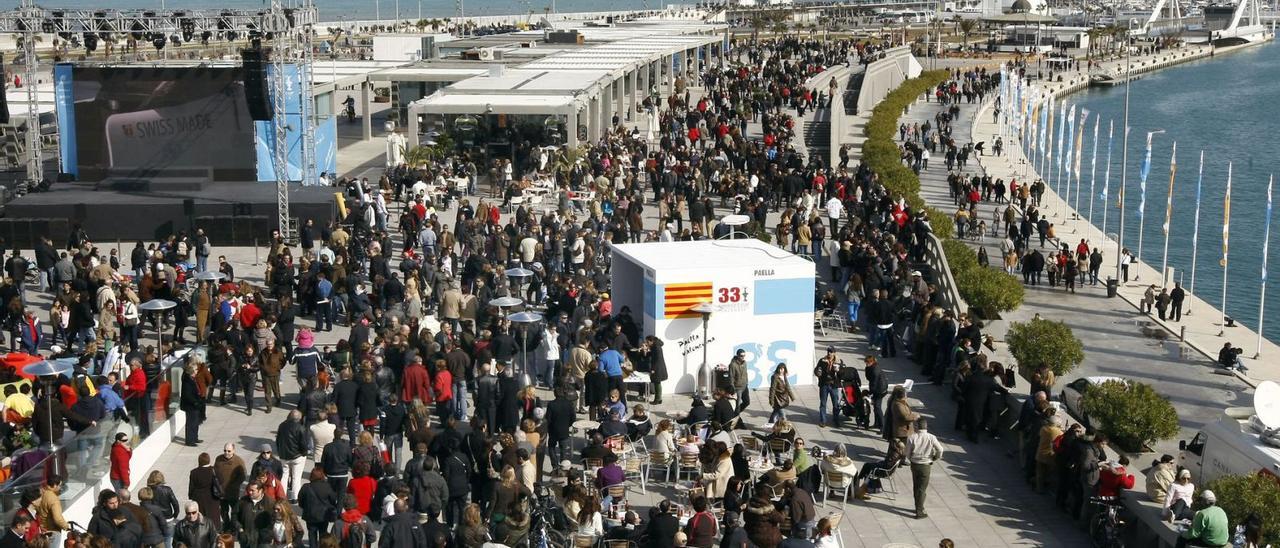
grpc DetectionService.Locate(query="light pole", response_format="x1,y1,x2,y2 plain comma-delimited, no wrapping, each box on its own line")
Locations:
1114,20,1136,287
694,303,714,399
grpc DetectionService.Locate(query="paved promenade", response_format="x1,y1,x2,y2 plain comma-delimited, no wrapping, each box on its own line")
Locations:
899,48,1256,457
139,71,1093,546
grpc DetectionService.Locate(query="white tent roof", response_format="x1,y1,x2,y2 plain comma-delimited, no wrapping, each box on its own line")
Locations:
611,239,813,271
415,93,583,114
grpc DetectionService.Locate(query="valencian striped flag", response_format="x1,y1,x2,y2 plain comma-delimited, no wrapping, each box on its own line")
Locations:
1163,142,1177,235
1264,175,1273,282
1139,131,1154,220
663,282,713,319
1101,120,1114,203
1056,102,1066,173
1223,162,1232,267
1074,109,1088,181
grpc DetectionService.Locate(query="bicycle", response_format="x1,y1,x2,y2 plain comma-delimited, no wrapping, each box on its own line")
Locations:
1088,496,1127,548
523,483,568,548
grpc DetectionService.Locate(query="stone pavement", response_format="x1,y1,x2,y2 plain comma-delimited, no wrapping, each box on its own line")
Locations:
142,184,1090,546
896,48,1254,459
118,64,1102,546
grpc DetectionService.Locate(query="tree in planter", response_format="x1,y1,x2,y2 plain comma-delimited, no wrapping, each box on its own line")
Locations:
1206,473,1280,546
1006,317,1083,380
1080,380,1180,453
955,268,1023,318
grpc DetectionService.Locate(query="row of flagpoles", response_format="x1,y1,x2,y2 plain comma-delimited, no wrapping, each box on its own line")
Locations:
996,64,1275,357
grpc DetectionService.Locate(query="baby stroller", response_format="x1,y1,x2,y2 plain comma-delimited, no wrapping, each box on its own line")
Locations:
838,362,870,428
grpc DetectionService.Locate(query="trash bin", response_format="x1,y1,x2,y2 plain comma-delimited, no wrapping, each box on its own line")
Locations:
1106,277,1119,298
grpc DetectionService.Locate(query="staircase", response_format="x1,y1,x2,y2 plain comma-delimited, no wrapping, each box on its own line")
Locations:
802,115,831,161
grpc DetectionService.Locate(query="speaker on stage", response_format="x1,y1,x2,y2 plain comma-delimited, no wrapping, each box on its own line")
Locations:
241,48,272,121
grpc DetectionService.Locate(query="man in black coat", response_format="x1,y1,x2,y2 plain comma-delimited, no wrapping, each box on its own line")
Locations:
644,500,682,548
180,368,206,446
275,410,309,501
34,237,58,293
643,336,667,405
865,356,888,430
379,499,427,547
545,388,576,468
496,362,521,433
321,429,354,494
441,437,472,526
961,369,1008,443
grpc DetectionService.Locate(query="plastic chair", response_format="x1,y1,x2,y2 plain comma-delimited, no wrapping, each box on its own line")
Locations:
646,451,674,485
582,458,604,484
623,456,646,494
767,439,793,462
869,461,901,500
572,534,598,548
822,470,854,507
677,452,701,482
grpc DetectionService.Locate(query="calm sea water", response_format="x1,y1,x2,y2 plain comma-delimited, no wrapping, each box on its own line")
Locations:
1055,40,1280,342
3,0,655,20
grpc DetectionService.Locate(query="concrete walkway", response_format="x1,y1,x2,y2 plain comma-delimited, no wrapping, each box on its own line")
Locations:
896,47,1255,459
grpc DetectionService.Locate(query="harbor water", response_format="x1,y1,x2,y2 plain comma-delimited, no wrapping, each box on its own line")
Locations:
1043,40,1280,341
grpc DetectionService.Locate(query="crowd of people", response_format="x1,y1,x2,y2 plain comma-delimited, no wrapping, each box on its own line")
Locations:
0,38,1021,548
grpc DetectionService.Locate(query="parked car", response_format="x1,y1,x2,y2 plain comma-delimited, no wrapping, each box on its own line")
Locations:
1059,376,1127,431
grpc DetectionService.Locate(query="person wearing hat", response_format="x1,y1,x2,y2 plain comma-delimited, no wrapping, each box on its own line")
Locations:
250,443,284,486
109,433,132,491
1164,468,1197,522
1177,490,1228,548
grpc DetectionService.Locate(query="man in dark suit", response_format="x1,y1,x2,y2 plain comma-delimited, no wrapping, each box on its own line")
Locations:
644,500,681,548
0,513,31,548
962,368,1008,443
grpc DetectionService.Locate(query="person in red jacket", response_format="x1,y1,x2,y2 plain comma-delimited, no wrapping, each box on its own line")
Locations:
1097,456,1135,498
432,364,454,425
123,364,152,437
400,357,431,405
345,461,377,516
109,433,132,491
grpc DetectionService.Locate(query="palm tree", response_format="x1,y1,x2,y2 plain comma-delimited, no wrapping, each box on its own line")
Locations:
958,19,977,47
553,145,589,177
401,145,436,168
770,19,788,39
750,14,766,43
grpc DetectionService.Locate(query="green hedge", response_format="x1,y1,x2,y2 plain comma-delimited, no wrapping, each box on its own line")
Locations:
1207,474,1280,546
1081,379,1180,453
1006,317,1085,379
941,237,1024,317
859,68,1024,316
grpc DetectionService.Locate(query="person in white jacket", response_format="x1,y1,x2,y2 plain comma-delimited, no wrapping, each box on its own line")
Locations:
540,324,561,388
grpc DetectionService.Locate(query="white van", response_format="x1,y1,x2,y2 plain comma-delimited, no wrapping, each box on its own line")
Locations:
1179,407,1280,484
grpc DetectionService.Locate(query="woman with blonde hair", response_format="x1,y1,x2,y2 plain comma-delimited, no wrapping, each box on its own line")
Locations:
456,503,487,548
492,465,530,523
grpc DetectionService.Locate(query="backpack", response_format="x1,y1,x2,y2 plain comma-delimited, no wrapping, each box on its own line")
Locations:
343,520,368,548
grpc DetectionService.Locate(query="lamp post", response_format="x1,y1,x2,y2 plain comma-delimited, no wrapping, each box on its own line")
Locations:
1114,20,1137,286
694,302,714,399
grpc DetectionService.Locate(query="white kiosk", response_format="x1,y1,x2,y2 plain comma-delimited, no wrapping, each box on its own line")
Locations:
610,239,817,395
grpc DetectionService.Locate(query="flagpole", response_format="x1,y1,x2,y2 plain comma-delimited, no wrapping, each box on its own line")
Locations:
1220,162,1232,337
1074,111,1087,215
1160,142,1178,286
1188,150,1204,315
1256,174,1273,358
1136,130,1165,281
1088,116,1099,225
1064,106,1076,216
1102,120,1114,237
